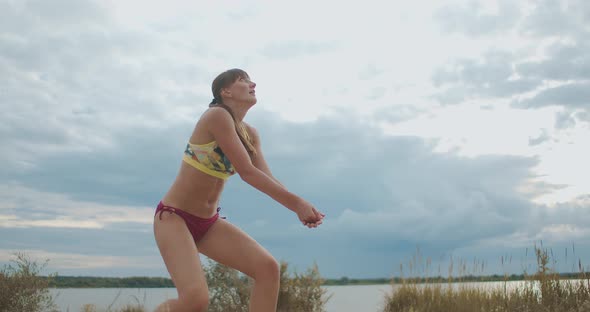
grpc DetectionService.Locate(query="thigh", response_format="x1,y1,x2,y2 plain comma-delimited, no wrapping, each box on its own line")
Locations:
153,212,207,296
196,218,275,278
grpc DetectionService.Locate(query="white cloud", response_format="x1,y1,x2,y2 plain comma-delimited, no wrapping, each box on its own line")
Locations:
0,249,159,269
0,183,153,229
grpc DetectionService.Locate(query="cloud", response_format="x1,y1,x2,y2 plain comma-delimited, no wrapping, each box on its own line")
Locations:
542,195,590,231
528,129,550,146
0,0,212,173
434,0,521,37
516,41,590,81
434,0,589,39
513,82,590,110
576,110,590,122
520,0,590,38
431,0,590,130
373,104,426,124
228,112,587,273
358,63,386,80
366,86,387,100
2,0,589,278
5,104,584,277
0,183,153,229
432,51,540,102
0,249,157,270
260,40,339,60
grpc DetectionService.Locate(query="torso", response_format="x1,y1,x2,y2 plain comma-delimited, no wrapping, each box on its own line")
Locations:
161,109,228,218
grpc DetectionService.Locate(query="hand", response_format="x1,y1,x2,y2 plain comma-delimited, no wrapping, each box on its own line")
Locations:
295,199,325,229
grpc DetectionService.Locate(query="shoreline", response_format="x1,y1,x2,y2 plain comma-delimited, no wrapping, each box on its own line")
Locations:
45,273,587,288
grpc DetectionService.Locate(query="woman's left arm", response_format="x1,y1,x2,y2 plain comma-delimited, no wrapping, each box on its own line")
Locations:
246,124,286,188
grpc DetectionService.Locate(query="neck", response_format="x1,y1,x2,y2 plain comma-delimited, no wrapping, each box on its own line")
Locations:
222,101,250,122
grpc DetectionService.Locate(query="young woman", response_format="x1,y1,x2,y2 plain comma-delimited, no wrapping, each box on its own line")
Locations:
153,68,325,312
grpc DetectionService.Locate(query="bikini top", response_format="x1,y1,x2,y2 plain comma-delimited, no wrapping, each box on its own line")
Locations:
183,141,236,180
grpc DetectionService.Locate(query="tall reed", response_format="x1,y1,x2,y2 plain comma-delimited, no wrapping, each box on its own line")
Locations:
383,246,590,312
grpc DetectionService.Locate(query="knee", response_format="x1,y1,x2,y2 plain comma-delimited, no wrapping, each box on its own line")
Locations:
179,286,209,312
254,256,280,282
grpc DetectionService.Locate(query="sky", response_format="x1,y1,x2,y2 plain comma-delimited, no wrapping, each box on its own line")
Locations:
1,0,589,279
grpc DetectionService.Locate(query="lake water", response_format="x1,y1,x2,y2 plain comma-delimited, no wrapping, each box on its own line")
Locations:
50,285,391,312
49,280,584,312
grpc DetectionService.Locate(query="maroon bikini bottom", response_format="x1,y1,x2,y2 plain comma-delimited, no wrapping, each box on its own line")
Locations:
155,201,224,243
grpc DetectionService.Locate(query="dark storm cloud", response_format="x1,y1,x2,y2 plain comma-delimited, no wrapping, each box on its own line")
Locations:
213,111,567,276
0,226,154,258
0,0,211,172
2,106,576,277
219,111,590,277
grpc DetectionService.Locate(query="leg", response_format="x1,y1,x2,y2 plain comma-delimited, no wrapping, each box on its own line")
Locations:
153,212,209,312
197,219,280,312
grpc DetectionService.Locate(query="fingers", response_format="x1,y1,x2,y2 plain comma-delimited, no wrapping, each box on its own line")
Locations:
312,207,326,219
312,208,326,220
304,222,318,228
303,219,319,228
312,208,321,220
300,207,325,229
302,216,324,228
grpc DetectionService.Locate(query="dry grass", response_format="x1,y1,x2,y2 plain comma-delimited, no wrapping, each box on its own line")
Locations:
80,303,145,312
205,260,330,312
276,262,332,312
76,260,329,312
1,252,328,312
383,246,590,312
0,253,58,312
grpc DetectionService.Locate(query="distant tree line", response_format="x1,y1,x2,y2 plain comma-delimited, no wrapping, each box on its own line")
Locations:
326,273,584,286
43,272,585,288
46,276,174,288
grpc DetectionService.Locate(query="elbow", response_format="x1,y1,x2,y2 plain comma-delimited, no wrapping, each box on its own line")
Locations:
237,166,259,184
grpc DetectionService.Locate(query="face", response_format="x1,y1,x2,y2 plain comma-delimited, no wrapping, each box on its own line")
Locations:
223,76,257,105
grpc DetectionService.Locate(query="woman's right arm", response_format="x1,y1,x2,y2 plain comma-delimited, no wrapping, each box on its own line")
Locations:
206,108,322,226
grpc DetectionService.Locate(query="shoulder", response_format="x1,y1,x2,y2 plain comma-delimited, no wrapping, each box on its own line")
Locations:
202,107,233,124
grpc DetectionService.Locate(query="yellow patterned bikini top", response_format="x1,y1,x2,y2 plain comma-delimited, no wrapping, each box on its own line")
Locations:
183,141,236,180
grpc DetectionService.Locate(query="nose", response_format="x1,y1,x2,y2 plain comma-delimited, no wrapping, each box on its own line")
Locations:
250,81,256,88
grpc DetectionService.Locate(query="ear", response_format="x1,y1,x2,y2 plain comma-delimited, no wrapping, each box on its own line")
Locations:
221,87,232,99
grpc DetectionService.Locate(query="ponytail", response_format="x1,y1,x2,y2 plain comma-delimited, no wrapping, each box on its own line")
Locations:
213,103,257,156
